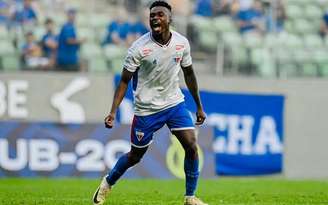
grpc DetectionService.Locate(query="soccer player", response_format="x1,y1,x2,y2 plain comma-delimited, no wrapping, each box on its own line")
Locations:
93,1,208,205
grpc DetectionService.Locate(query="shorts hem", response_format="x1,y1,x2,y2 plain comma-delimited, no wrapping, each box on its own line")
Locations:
170,127,195,131
131,140,153,148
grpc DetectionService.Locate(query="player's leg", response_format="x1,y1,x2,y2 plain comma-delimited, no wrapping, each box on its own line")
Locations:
93,146,148,205
167,103,207,205
173,129,199,196
106,145,148,185
93,114,165,205
173,129,208,205
107,114,157,184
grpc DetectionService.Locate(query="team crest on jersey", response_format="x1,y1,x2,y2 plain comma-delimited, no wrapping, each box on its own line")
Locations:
142,48,153,56
136,131,145,141
174,57,182,63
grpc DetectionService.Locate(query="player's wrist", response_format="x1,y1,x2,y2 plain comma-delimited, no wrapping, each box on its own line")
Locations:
196,105,203,112
109,111,116,117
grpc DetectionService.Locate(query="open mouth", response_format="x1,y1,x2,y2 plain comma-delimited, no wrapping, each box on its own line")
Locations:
151,22,161,32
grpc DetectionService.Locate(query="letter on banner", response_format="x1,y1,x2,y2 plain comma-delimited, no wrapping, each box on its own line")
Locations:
226,115,254,155
9,80,28,118
105,140,130,169
254,116,283,154
208,114,227,153
0,81,6,116
0,139,28,171
29,139,59,171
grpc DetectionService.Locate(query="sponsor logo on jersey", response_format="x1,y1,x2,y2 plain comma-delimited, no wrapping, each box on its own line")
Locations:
136,131,145,141
142,48,153,56
175,44,184,51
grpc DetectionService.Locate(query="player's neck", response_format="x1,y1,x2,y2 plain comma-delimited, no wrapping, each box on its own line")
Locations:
151,31,172,46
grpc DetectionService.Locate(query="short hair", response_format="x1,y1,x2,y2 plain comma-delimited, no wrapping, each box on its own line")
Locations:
149,1,172,12
45,18,53,25
67,8,77,15
25,31,33,37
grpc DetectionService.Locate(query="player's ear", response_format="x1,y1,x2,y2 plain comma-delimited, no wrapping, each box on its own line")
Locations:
169,13,172,24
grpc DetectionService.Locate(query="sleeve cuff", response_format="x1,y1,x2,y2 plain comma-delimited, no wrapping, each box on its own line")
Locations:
181,63,192,68
123,66,137,73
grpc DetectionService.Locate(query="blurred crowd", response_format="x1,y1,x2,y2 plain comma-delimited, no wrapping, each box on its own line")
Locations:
0,0,150,71
193,0,287,34
1,0,328,72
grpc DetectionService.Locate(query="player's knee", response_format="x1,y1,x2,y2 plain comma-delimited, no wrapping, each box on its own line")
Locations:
127,152,143,165
185,142,198,157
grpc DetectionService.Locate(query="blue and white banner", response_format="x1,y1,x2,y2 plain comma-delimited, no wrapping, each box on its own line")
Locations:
183,90,284,175
0,122,215,178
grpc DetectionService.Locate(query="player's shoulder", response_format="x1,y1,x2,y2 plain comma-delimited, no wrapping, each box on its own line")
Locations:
172,31,189,44
130,32,151,49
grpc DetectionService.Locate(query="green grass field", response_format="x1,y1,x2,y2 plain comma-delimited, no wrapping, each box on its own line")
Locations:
0,178,327,205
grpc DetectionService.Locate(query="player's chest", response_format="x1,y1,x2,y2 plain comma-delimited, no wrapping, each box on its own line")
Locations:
140,44,184,68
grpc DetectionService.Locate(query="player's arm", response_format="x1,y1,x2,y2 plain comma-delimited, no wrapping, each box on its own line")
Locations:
64,28,85,45
105,68,134,128
67,38,85,45
181,65,206,125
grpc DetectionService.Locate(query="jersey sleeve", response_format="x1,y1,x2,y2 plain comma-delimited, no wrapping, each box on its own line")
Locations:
123,44,141,72
181,39,192,68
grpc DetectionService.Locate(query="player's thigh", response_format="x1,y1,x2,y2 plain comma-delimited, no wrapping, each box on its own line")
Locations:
130,114,166,148
128,145,148,160
172,129,197,150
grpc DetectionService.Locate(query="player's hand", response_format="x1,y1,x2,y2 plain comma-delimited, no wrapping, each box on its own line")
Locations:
104,113,115,129
195,109,206,125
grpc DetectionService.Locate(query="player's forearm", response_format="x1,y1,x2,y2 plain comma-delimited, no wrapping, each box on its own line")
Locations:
67,38,82,45
109,81,128,114
183,68,203,110
109,69,134,115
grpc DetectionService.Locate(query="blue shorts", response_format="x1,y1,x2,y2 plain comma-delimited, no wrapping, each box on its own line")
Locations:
130,102,195,148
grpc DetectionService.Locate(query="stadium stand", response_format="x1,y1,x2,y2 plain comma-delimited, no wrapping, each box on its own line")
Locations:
188,0,328,77
0,0,328,78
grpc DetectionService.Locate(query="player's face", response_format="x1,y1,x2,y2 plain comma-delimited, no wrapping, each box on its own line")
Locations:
68,12,76,23
46,22,54,31
149,6,171,35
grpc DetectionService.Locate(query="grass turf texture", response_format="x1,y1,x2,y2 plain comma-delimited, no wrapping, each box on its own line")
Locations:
0,178,327,205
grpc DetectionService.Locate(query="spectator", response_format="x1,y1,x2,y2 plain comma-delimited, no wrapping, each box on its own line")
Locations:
265,0,286,33
213,0,231,16
12,0,37,26
0,0,9,25
235,0,264,34
128,9,149,43
239,0,253,10
56,8,85,71
102,9,131,46
320,10,328,38
41,18,57,68
230,0,240,16
22,31,48,69
194,0,213,17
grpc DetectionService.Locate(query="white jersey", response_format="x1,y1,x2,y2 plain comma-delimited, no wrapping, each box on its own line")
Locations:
123,31,193,116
